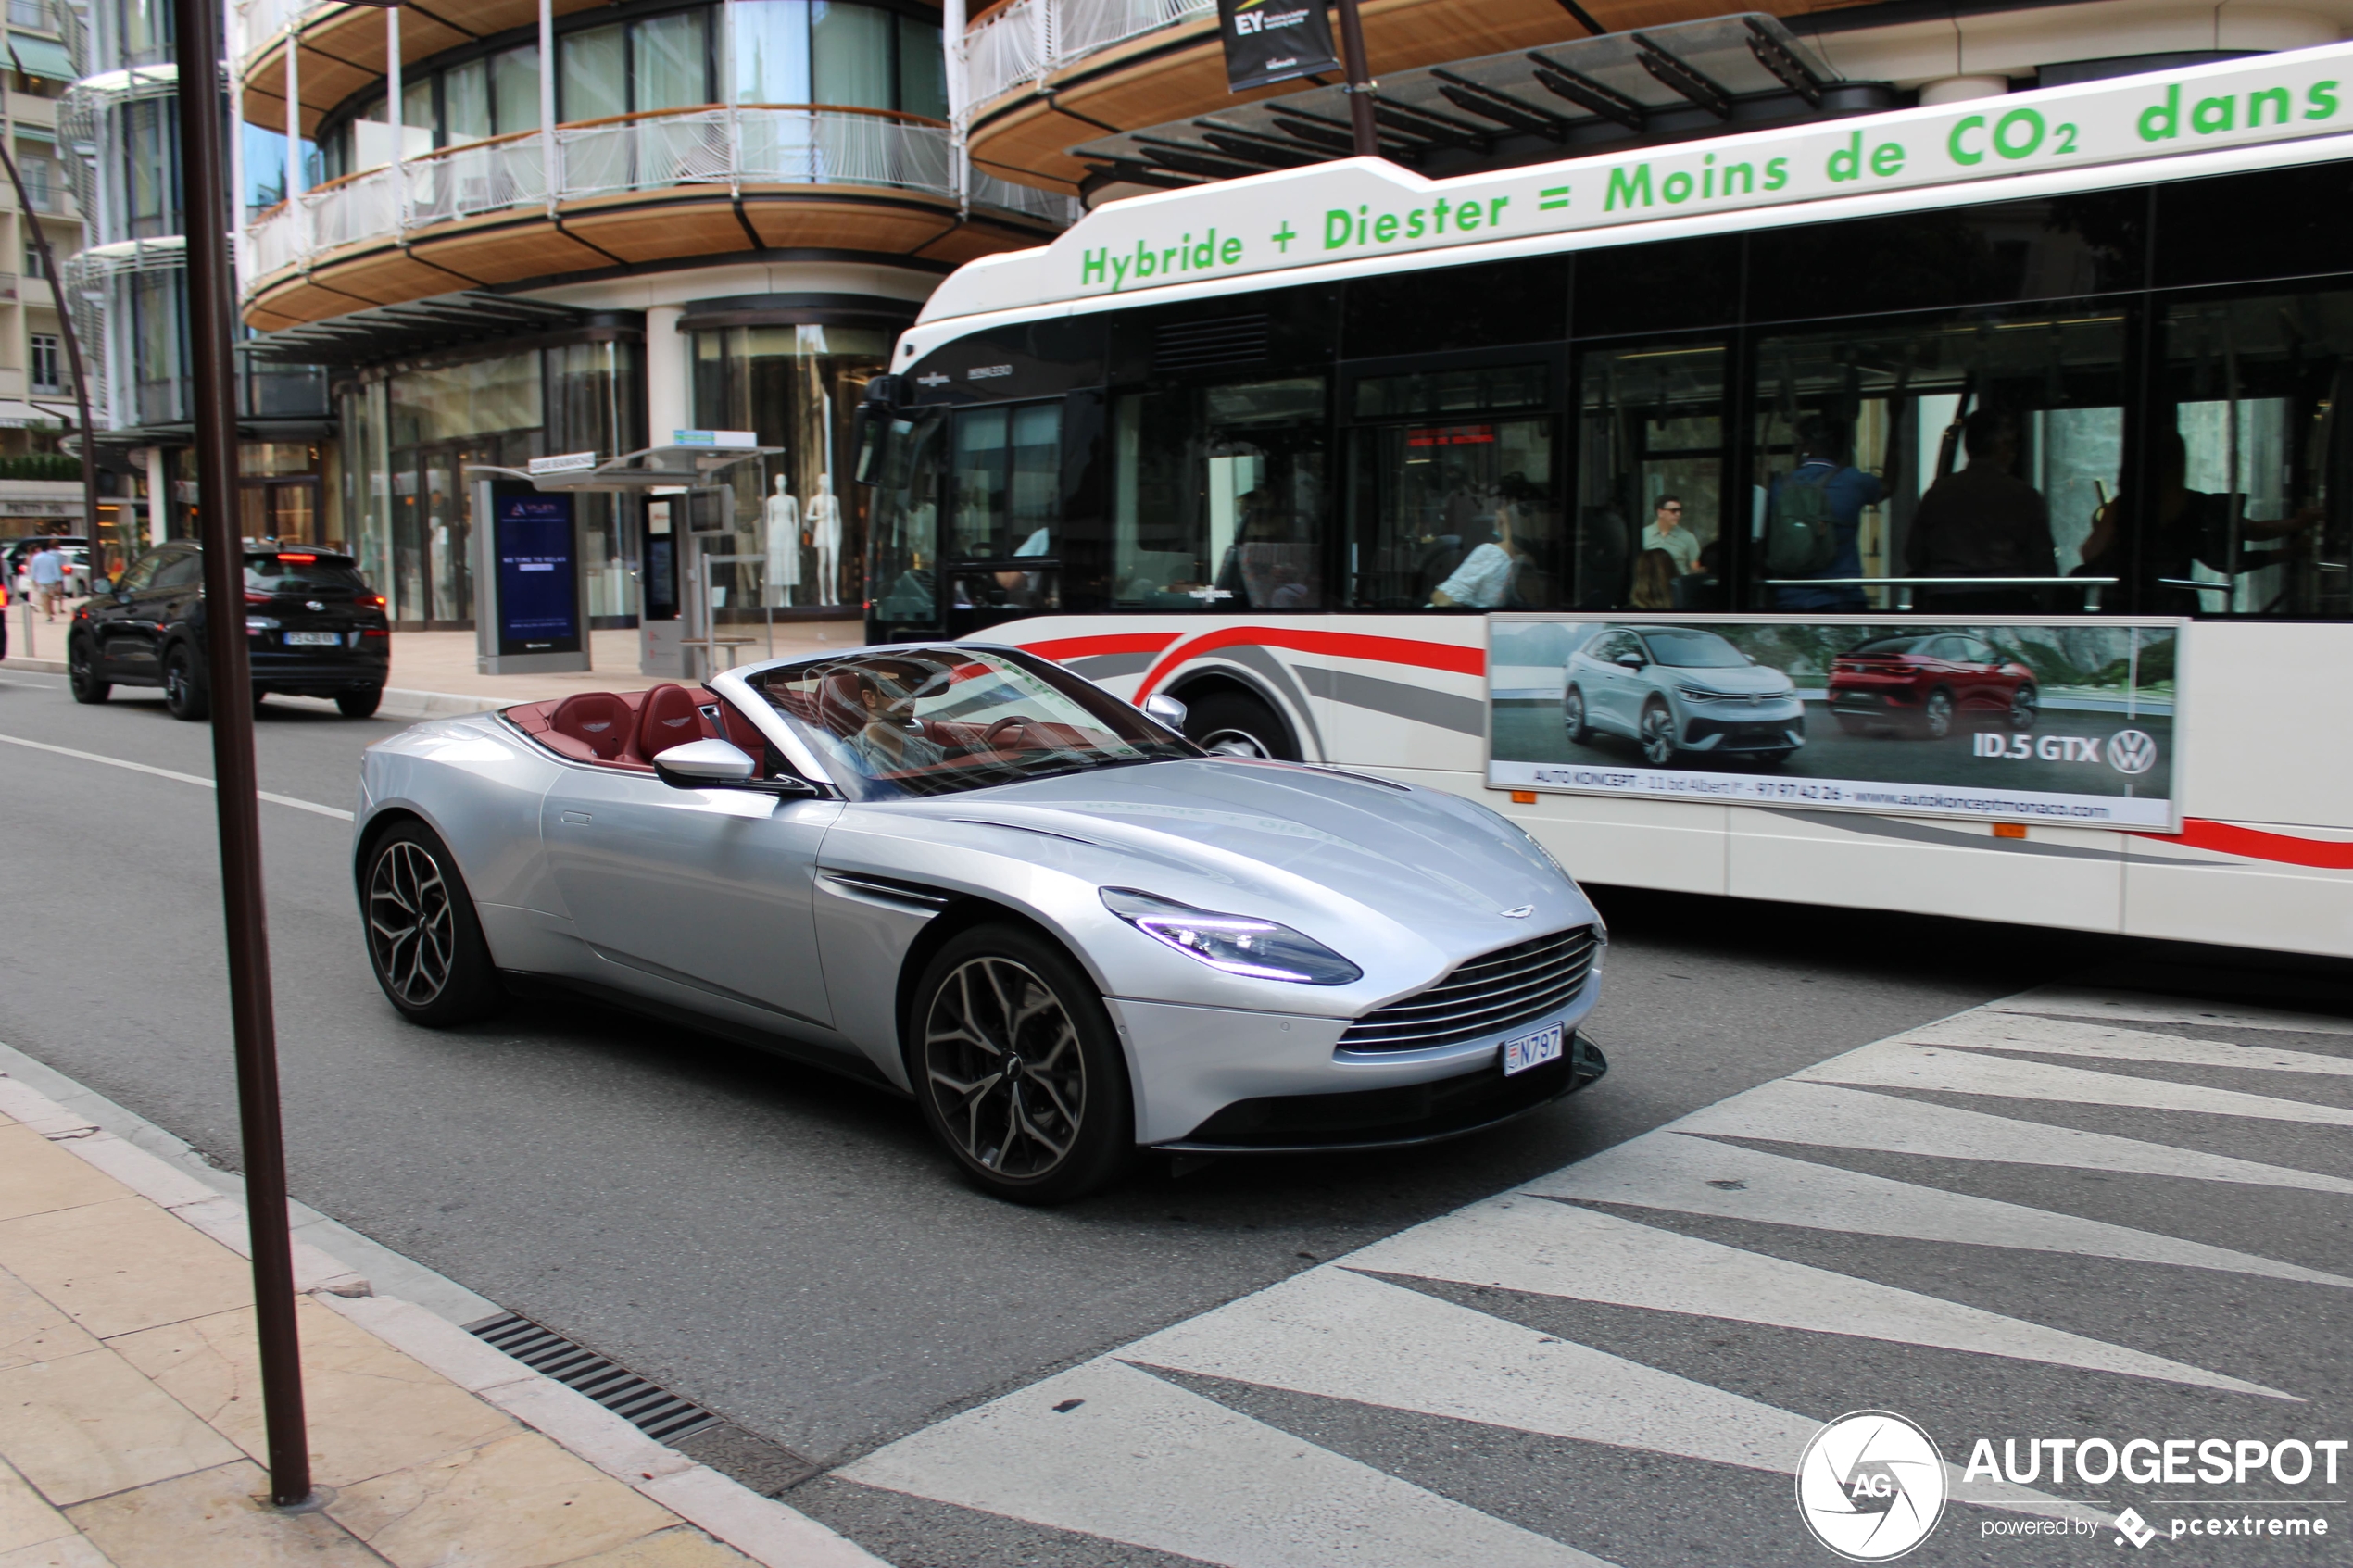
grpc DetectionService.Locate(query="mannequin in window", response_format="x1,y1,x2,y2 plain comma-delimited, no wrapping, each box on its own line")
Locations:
807,473,841,607
763,473,802,607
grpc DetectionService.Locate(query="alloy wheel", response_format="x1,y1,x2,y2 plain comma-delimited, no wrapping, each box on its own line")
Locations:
2008,684,2039,731
923,956,1085,1180
369,841,456,1007
1922,688,1956,739
1563,687,1588,743
1640,703,1679,766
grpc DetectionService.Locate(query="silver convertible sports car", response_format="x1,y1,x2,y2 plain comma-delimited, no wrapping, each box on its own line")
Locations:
354,645,1607,1202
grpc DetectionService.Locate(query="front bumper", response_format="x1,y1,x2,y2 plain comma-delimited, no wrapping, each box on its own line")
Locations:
1109,975,1604,1148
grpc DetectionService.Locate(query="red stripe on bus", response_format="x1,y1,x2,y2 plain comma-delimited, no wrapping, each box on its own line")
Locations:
2130,820,2353,869
1137,627,1485,697
1022,632,1182,662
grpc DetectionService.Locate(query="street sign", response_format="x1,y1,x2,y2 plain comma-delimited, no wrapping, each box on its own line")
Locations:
529,450,599,475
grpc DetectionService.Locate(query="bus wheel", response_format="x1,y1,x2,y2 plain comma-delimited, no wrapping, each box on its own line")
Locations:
1184,691,1295,760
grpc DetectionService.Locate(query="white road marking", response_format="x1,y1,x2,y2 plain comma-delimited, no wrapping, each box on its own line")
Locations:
0,732,353,821
1347,1198,2292,1398
1528,1132,2353,1288
1799,1041,2353,1126
1678,1078,2353,1194
1994,987,2353,1035
1126,1264,1818,1472
841,1357,1618,1568
1910,1010,2353,1075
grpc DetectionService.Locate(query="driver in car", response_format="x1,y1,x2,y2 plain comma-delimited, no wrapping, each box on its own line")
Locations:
824,666,950,777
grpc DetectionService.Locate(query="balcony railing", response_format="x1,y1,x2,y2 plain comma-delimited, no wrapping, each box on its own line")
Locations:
243,104,1077,286
961,0,1214,115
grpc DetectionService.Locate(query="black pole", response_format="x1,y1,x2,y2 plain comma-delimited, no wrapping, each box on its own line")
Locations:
170,0,312,1508
1334,0,1378,157
0,55,100,581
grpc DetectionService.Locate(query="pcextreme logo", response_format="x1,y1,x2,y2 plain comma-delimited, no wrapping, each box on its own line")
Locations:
1797,1411,1948,1561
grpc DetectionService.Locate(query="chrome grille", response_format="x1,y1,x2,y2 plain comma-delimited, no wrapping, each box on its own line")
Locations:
1338,926,1598,1053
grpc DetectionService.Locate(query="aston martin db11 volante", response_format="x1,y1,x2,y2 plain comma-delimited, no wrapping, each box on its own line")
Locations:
354,645,1606,1201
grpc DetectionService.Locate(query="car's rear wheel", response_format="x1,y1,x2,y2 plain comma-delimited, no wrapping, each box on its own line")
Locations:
162,645,209,721
1563,684,1592,745
1638,699,1680,766
1183,690,1295,760
912,924,1132,1205
362,821,505,1026
66,634,107,704
2007,682,2038,731
1916,687,1956,740
337,686,384,719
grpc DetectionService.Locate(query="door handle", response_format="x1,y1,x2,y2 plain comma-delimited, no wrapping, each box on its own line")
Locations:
560,810,592,824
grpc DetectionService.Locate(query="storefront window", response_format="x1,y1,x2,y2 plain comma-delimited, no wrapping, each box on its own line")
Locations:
691,323,890,612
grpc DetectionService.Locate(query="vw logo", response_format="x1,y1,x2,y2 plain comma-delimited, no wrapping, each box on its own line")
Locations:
1501,905,1535,919
2106,729,2158,776
305,599,326,612
1796,1410,1947,1561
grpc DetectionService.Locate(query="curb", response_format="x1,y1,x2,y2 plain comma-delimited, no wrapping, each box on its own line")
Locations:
0,1067,887,1568
1,658,512,721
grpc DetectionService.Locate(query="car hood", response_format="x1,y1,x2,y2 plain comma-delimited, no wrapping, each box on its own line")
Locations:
883,759,1582,935
1655,662,1791,695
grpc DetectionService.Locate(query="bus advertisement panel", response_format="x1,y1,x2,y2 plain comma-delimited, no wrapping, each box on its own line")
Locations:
1489,617,2182,830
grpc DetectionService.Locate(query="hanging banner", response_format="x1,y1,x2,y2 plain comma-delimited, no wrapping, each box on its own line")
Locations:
1488,616,2183,830
1216,0,1340,93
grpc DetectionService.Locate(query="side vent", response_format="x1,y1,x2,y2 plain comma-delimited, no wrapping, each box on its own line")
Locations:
1153,316,1270,372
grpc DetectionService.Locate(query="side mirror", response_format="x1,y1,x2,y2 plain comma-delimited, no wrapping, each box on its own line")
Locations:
1614,653,1646,671
90,575,111,596
1141,692,1188,732
652,738,821,797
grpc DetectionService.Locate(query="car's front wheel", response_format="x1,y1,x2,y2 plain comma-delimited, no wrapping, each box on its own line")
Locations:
2007,682,2038,731
912,923,1133,1205
362,821,505,1026
162,645,209,721
1563,684,1592,745
1638,700,1680,767
1917,687,1956,740
67,634,108,705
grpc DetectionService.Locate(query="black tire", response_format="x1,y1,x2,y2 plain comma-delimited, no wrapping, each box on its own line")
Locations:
337,686,384,719
1183,690,1297,760
1563,684,1592,745
360,820,506,1027
2007,682,2038,731
1915,686,1956,741
910,922,1134,1205
162,644,210,721
67,634,108,704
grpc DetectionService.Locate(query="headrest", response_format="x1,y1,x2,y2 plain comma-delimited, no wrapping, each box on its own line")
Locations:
816,669,871,739
548,692,632,760
633,684,705,761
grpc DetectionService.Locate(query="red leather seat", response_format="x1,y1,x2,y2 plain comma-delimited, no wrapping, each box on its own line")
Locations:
548,692,632,761
630,684,706,763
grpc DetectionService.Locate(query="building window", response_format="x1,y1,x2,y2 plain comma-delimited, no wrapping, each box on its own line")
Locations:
29,332,61,395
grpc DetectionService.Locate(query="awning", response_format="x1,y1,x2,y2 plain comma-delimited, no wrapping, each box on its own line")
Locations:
0,398,66,429
6,34,76,84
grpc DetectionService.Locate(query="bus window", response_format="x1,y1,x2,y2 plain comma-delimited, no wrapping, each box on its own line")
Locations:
1111,376,1327,612
1577,344,1725,612
1750,313,2125,614
1348,417,1556,610
946,402,1062,612
2134,291,2353,617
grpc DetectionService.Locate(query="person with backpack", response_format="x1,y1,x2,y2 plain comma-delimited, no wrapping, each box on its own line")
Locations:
1766,417,1884,611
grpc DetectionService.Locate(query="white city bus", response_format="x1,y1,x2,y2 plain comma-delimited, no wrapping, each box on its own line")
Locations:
852,44,2353,960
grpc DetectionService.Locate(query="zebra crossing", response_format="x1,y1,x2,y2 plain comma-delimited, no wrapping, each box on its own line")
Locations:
812,985,2353,1565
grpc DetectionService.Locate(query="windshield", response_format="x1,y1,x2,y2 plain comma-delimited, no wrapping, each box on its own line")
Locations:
1640,630,1746,669
747,646,1198,799
244,553,368,595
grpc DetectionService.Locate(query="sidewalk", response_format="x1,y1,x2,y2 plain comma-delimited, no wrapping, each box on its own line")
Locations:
0,1069,883,1568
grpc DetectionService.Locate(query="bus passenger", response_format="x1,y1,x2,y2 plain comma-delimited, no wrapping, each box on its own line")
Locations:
1768,418,1884,612
1906,410,2056,613
1430,491,1531,608
1630,548,1679,609
2082,428,2322,612
1642,495,1701,575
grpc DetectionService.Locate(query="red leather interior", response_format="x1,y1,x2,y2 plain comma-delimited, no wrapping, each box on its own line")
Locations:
547,692,633,762
633,684,705,762
507,684,747,772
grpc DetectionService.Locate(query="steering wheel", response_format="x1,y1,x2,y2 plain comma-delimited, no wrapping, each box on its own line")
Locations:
984,715,1036,748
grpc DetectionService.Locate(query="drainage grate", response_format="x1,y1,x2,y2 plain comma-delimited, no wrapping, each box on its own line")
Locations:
468,1313,720,1444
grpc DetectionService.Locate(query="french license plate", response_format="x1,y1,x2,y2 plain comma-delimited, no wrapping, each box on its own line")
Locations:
1502,1021,1564,1076
285,631,340,646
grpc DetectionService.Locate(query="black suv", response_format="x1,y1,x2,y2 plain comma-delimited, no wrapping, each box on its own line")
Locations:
69,543,391,719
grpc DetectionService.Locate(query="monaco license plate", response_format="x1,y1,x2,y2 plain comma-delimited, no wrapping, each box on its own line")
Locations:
1502,1021,1564,1076
285,631,340,646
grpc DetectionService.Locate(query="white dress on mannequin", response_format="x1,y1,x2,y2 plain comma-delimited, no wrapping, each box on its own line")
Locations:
763,475,801,606
806,473,841,608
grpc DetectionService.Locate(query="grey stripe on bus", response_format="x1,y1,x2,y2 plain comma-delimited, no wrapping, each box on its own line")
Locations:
1767,809,2226,869
1293,665,1485,738
1065,652,1153,680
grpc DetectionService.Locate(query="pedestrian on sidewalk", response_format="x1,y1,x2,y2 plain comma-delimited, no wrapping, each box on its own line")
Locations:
28,537,66,621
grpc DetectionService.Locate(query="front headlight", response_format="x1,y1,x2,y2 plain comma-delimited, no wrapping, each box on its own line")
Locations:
1101,888,1361,985
1675,684,1729,702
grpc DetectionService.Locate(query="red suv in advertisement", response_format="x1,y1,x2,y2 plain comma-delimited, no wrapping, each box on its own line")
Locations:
1827,633,2038,739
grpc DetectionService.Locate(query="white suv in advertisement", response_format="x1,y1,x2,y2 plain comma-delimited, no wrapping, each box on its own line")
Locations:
1563,626,1806,767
